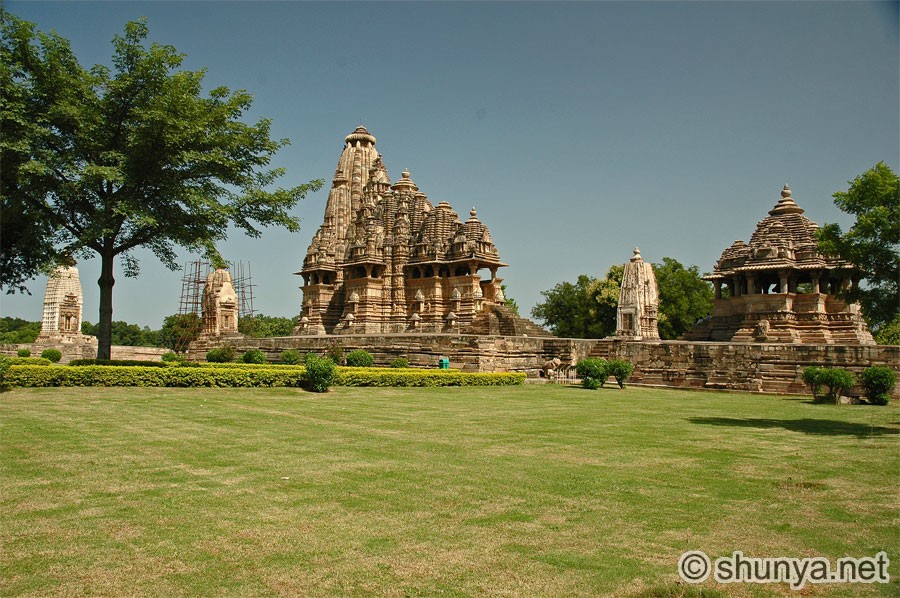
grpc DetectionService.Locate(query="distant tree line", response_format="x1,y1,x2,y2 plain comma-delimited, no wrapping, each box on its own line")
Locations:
1,313,298,350
0,317,42,344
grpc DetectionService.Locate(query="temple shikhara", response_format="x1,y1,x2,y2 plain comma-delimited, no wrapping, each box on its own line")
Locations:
295,126,547,336
616,248,660,341
201,268,240,337
36,264,95,345
685,185,875,344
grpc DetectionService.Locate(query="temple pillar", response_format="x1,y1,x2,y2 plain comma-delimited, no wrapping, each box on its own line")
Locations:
810,271,821,293
779,270,789,294
746,274,757,295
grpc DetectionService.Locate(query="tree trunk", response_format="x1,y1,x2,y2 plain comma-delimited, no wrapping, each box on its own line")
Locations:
97,248,115,360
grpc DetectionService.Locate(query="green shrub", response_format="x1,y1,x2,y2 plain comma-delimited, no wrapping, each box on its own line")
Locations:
280,349,304,365
820,369,855,404
40,348,63,363
161,352,184,363
240,349,267,364
607,359,634,389
576,358,608,390
859,366,896,406
206,346,235,363
390,357,409,369
304,353,336,392
325,344,344,365
582,376,602,390
345,349,374,368
802,367,824,400
17,348,31,357
804,367,854,404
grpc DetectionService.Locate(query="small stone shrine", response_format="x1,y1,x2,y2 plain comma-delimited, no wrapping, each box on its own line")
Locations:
685,185,875,344
616,247,660,340
36,264,95,344
295,126,545,336
201,268,241,337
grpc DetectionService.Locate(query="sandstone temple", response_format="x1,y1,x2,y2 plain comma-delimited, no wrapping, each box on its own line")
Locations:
294,126,548,336
201,268,240,337
36,264,95,345
685,185,875,344
616,248,660,341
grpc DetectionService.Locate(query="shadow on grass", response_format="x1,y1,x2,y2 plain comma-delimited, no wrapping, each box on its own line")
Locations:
687,417,899,438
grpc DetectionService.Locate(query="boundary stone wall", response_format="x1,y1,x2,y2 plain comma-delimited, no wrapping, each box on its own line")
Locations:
1,343,168,364
600,340,899,397
190,334,899,398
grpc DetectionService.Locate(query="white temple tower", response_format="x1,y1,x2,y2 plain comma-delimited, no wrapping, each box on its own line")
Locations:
37,265,90,341
616,247,660,340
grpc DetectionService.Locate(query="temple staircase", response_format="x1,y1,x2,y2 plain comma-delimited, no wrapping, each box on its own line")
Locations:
463,304,553,337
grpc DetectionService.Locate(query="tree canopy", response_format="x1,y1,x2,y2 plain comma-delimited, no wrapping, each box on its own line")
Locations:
81,320,160,347
653,257,714,339
157,313,201,352
816,162,899,339
531,267,622,339
531,259,712,340
0,15,323,358
0,317,41,344
238,314,298,338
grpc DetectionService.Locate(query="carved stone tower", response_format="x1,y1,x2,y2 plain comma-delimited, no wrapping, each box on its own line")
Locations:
201,268,240,336
616,248,660,340
37,265,93,343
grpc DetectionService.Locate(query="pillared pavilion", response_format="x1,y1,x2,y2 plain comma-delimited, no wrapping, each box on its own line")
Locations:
685,185,874,344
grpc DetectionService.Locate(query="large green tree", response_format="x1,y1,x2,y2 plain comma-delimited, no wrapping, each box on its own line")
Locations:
156,313,201,352
531,266,622,338
0,15,322,359
816,162,899,338
653,257,714,339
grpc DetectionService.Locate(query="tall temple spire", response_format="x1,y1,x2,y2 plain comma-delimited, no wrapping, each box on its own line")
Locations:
323,125,381,244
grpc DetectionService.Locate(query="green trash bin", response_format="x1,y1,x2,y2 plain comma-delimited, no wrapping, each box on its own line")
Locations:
438,357,450,370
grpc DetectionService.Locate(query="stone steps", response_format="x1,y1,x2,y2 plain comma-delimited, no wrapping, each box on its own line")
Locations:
463,304,553,338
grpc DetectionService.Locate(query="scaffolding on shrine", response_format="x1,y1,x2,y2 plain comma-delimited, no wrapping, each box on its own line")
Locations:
174,260,255,352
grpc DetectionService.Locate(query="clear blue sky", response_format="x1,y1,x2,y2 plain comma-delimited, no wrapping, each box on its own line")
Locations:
3,1,898,328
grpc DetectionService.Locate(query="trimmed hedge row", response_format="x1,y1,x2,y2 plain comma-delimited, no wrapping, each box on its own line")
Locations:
5,365,305,388
335,368,525,387
70,359,172,367
5,365,525,388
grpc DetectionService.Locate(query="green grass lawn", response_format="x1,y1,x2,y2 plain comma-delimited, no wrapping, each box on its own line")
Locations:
1,385,897,597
